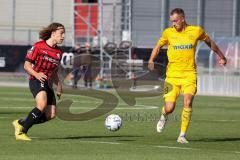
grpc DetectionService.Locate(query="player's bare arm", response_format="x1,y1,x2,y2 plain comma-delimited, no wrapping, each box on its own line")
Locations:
204,38,227,66
24,61,47,83
148,44,162,71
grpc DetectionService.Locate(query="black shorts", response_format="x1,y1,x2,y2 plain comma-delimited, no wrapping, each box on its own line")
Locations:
29,79,56,105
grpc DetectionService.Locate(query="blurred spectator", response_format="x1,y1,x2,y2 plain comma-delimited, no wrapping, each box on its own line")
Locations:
71,43,92,88
82,42,92,88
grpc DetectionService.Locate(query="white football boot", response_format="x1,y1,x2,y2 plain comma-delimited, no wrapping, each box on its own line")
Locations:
177,135,189,144
156,114,167,133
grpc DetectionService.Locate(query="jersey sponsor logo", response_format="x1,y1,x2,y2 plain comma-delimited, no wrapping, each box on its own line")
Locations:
57,53,61,59
173,44,193,50
27,46,35,55
43,55,59,65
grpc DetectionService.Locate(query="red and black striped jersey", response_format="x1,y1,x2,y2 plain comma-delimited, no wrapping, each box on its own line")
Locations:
25,40,63,80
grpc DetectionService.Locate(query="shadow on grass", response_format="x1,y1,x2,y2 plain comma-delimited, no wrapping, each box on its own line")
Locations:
192,137,240,142
116,139,136,142
41,135,142,140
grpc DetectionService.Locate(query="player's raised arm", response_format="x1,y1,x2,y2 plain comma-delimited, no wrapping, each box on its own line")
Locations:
204,38,227,66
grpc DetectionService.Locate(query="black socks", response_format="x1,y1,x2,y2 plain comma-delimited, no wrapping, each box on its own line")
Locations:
35,113,48,124
21,107,42,133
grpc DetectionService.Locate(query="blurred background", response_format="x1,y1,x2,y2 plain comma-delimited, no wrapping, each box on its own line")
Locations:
0,0,239,96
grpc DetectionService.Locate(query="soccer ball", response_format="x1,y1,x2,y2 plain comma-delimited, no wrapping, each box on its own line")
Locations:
105,114,122,131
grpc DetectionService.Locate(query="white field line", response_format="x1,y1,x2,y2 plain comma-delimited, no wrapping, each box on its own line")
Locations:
0,96,158,109
3,135,240,154
0,98,158,110
0,117,9,119
1,96,240,122
70,140,240,154
1,113,240,122
195,119,240,122
80,140,121,145
0,106,158,110
153,145,240,155
0,92,107,99
153,145,199,150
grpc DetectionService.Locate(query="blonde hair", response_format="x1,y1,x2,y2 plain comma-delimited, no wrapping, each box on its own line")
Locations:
170,8,185,17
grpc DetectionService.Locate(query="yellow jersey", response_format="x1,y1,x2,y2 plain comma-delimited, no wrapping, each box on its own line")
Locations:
157,25,209,78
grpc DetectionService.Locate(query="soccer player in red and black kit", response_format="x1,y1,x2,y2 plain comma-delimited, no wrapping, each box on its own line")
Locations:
12,23,65,141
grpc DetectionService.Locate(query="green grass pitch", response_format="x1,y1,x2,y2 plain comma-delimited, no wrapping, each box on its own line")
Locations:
0,87,240,160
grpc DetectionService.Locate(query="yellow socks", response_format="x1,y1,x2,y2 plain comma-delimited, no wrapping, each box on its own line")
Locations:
161,106,166,115
160,106,167,120
180,107,192,136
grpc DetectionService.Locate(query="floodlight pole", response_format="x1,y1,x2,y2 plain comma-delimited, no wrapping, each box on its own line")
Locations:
160,0,169,34
128,0,132,60
197,0,205,27
99,0,104,78
112,2,116,43
12,0,16,43
71,0,75,46
232,0,239,36
87,4,91,43
51,0,54,22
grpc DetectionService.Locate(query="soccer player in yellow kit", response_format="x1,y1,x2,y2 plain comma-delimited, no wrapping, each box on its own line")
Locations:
148,8,227,143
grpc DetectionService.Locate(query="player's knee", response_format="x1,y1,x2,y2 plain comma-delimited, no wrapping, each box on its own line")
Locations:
36,102,47,111
164,102,176,114
36,101,47,110
184,102,191,107
184,94,194,107
164,104,175,114
184,98,193,107
165,107,174,114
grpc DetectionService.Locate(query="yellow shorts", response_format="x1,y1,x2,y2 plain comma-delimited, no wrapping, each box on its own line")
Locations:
164,72,197,102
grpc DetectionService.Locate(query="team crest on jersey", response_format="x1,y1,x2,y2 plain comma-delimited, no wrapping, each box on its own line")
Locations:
170,36,178,39
188,35,195,40
57,53,61,59
27,46,35,55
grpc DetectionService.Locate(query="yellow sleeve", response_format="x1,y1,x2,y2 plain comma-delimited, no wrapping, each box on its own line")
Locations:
157,30,168,46
198,27,210,42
